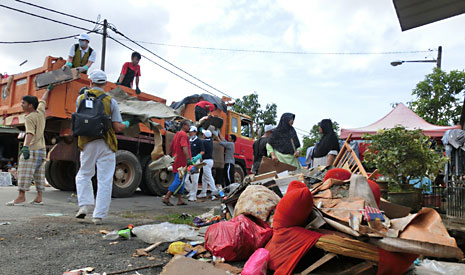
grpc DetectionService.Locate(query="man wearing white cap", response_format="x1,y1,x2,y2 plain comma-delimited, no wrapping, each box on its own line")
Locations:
74,69,132,224
199,129,218,200
252,124,274,175
64,33,96,74
185,126,204,201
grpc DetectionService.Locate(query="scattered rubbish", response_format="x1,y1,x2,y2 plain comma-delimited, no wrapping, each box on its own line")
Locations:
63,267,95,275
44,213,64,217
109,241,118,245
160,255,227,275
233,185,280,222
133,241,163,258
167,241,193,255
415,259,465,274
241,248,269,275
0,222,11,225
99,230,110,235
214,262,242,274
0,238,4,241
205,214,273,261
103,224,134,240
106,263,163,275
132,222,201,244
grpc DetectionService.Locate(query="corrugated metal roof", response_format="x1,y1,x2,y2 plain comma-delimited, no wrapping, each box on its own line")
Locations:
393,0,465,31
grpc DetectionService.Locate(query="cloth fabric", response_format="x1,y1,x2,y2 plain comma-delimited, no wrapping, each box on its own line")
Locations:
219,140,235,164
68,44,96,62
323,168,352,182
75,139,115,219
305,146,315,167
313,119,340,158
266,143,302,169
312,150,338,168
223,163,235,187
186,159,200,200
233,185,281,222
25,100,46,150
202,138,214,160
252,136,269,174
120,62,141,88
171,94,228,113
17,149,46,191
76,88,121,152
190,136,204,157
377,249,418,275
168,172,185,195
196,100,216,112
200,159,217,196
170,131,191,171
267,113,300,155
265,181,323,275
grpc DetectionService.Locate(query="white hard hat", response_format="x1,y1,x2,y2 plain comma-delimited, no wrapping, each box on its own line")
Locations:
265,124,274,132
189,126,198,132
89,70,107,84
203,129,212,138
78,33,90,42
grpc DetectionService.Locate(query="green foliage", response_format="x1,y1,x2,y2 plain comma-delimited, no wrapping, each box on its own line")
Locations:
409,68,465,126
300,121,340,156
232,92,277,134
363,126,447,185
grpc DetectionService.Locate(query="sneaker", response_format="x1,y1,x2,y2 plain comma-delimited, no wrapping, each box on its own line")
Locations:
211,196,218,201
75,205,90,219
92,218,103,225
188,197,197,202
197,194,207,198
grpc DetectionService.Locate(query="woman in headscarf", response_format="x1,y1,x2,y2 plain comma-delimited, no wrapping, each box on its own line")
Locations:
266,113,302,168
312,119,340,167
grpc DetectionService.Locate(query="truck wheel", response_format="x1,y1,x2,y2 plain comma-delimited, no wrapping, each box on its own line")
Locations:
45,161,60,190
112,150,142,198
234,164,246,184
50,161,76,191
139,156,156,195
144,167,175,196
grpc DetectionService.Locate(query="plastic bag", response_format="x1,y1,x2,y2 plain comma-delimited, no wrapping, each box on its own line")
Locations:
168,241,193,255
132,222,201,244
242,248,270,275
416,259,465,274
204,214,273,261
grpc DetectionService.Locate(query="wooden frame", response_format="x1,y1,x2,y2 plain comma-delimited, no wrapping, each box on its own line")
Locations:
332,134,368,178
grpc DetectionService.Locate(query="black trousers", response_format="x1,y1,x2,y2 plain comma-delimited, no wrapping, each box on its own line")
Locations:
223,163,235,187
195,105,208,121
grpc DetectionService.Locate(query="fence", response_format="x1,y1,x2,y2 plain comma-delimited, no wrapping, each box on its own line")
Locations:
445,183,465,220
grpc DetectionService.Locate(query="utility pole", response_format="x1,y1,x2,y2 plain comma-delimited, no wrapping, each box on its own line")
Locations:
101,19,108,71
436,46,442,69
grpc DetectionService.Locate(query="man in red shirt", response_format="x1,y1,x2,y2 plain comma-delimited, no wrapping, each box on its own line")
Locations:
162,120,192,206
117,52,142,94
195,100,216,121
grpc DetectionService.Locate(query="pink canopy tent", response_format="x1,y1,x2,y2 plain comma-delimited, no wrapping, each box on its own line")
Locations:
340,103,461,139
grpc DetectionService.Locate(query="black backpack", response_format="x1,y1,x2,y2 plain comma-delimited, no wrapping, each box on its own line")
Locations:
72,92,111,137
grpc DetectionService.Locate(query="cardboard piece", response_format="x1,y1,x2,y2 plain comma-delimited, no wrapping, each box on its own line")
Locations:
35,67,80,89
258,157,297,174
379,200,411,219
160,255,228,275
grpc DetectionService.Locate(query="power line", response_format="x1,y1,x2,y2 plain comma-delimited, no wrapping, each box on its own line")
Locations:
0,33,97,44
116,38,435,56
108,35,221,98
108,24,233,99
13,0,101,25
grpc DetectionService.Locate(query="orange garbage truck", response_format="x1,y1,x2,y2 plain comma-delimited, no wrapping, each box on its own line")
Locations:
0,56,254,197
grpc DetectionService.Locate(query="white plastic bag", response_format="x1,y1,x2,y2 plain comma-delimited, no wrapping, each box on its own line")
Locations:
132,222,201,244
416,259,465,275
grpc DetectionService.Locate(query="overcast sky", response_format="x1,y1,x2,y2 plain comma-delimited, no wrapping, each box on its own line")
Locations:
1,0,464,138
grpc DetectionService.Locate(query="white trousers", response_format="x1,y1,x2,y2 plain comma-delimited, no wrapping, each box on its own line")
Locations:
75,139,115,219
185,159,200,200
200,159,217,196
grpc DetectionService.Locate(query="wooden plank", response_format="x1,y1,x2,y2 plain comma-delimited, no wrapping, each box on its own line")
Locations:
339,261,374,275
332,134,352,165
300,253,337,274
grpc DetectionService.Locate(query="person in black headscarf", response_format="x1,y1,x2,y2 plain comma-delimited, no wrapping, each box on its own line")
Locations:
312,119,340,167
266,113,302,168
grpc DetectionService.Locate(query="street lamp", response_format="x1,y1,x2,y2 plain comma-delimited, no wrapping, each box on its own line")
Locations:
391,46,442,69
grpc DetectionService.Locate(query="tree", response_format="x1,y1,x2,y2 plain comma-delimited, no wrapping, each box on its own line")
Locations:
363,126,447,186
232,92,277,135
409,68,465,126
300,120,340,156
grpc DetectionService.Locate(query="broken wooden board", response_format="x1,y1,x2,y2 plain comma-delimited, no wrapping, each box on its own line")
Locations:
315,234,379,262
35,67,80,89
160,255,228,275
300,252,337,274
258,156,297,174
339,261,374,275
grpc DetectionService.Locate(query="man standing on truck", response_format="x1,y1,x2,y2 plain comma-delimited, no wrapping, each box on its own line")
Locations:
116,52,142,94
252,124,274,175
63,33,96,74
6,84,53,206
186,126,204,202
74,70,132,225
198,130,219,200
219,133,236,187
195,100,216,121
162,120,192,206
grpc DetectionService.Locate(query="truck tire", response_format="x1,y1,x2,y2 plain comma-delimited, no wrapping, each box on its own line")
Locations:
144,167,175,196
45,161,60,190
50,161,76,191
112,150,142,198
234,164,246,184
139,156,156,195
